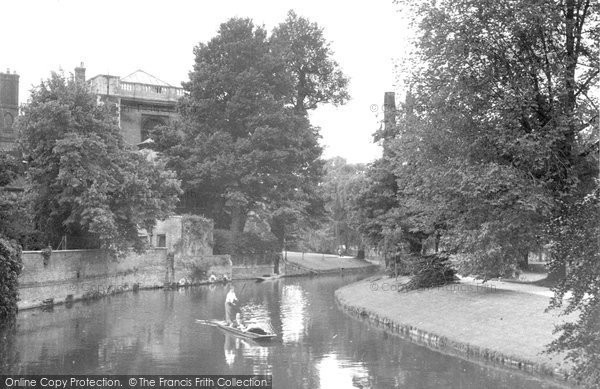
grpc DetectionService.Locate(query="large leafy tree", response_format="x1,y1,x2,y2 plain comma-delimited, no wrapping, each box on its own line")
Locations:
367,0,598,382
271,10,350,114
18,72,181,254
370,0,598,276
267,10,350,246
155,18,324,242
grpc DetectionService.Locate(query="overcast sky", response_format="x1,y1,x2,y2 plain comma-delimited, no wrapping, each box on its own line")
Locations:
1,0,412,164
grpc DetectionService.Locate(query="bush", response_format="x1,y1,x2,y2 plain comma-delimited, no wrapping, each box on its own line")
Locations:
187,256,231,281
0,238,23,320
402,253,457,291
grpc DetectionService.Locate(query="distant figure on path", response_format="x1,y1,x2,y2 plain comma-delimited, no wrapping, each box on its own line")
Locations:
225,286,238,325
338,247,343,257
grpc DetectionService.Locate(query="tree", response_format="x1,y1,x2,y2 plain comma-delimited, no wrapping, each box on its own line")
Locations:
271,10,350,114
0,154,40,249
18,72,181,255
0,156,27,323
311,157,366,254
375,0,598,381
155,18,324,245
545,184,599,386
0,238,22,321
372,0,598,277
268,185,326,251
357,157,427,269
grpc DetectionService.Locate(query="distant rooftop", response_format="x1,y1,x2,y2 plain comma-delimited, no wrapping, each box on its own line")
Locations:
120,70,173,87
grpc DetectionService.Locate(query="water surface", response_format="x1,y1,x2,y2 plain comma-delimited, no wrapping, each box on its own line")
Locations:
0,274,569,388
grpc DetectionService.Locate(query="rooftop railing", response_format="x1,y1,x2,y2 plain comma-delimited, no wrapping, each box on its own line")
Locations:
117,81,184,101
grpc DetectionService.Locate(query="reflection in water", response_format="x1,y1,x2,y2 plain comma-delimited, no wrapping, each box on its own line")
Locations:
222,331,271,375
280,284,308,344
0,275,572,388
318,354,370,389
223,333,236,366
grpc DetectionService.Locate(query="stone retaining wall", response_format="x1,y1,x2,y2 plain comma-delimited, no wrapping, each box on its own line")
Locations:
17,249,232,310
18,249,169,310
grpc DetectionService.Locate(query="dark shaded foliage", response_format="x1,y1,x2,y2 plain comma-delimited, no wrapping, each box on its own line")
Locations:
213,229,279,256
0,238,22,320
401,253,458,291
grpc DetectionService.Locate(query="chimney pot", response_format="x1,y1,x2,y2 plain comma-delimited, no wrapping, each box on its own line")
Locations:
75,63,86,83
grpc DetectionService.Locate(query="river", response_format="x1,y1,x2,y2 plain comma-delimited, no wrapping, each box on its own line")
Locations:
0,273,568,388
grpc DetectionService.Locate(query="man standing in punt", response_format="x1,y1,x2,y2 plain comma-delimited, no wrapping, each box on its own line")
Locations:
225,286,238,326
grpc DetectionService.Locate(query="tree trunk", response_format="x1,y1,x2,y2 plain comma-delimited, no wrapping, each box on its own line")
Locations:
230,203,246,241
518,251,529,271
357,240,365,259
269,217,286,251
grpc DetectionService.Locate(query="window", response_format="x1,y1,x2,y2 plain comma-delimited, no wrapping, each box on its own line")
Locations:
157,234,166,248
3,113,14,133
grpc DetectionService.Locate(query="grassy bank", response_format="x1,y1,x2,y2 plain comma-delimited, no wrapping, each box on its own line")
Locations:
335,275,575,384
284,251,377,273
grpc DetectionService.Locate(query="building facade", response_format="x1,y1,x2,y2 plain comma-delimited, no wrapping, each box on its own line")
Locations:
0,65,183,150
87,68,184,145
0,69,19,151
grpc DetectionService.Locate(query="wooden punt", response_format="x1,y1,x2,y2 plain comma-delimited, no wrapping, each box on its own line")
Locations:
196,319,277,340
256,274,282,282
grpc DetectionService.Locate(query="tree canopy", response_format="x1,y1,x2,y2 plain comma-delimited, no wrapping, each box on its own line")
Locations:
271,10,350,114
361,0,598,382
153,14,348,244
365,0,598,277
18,72,181,254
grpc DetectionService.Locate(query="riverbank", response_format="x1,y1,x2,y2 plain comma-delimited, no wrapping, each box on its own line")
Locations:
335,275,575,384
283,251,378,275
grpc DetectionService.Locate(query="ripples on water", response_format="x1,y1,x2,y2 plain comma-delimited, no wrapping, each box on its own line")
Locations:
0,274,571,389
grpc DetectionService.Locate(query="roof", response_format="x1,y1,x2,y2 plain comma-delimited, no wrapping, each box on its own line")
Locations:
121,70,173,87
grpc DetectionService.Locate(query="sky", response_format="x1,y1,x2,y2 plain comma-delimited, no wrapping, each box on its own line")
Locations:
1,0,413,164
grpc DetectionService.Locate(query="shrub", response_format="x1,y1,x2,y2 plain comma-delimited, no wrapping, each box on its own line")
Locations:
402,253,457,291
41,245,52,266
0,238,23,320
189,255,231,280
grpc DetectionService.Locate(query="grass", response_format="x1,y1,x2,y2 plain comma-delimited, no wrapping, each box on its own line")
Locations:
336,275,575,376
284,251,374,271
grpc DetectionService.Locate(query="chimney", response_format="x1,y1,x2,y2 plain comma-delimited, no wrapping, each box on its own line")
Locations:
75,62,86,83
383,92,396,136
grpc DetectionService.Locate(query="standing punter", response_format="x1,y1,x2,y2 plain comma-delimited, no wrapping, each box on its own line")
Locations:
225,286,238,326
